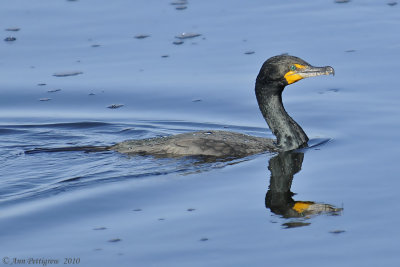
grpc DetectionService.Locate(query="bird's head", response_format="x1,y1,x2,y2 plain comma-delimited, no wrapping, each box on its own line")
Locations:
256,55,334,88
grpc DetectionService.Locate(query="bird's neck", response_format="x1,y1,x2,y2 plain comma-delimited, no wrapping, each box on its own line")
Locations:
255,82,309,151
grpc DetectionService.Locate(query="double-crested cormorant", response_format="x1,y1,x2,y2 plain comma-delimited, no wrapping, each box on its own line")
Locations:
111,55,334,157
26,55,334,158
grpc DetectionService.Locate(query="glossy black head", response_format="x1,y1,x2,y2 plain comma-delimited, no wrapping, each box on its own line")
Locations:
256,55,334,89
254,55,334,151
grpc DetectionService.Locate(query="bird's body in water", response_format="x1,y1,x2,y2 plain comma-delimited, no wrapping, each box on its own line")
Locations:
110,130,277,158
26,55,334,158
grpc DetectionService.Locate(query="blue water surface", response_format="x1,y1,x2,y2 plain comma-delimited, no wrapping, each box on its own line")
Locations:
1,0,400,266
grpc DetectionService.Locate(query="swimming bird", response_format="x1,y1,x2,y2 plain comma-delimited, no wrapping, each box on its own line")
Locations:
26,55,334,158
111,55,334,158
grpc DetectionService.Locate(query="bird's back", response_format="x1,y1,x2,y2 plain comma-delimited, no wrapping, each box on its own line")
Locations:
111,130,278,158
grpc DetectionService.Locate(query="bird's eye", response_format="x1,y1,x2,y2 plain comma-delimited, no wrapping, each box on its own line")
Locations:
290,65,296,71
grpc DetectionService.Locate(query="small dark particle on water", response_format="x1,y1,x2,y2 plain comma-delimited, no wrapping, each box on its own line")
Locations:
5,28,20,32
319,88,340,94
282,221,311,228
108,238,121,243
173,40,184,45
345,49,356,53
387,1,397,6
171,0,188,5
94,248,102,251
39,98,51,102
199,238,209,242
161,55,169,58
4,37,16,42
48,89,61,93
334,0,350,3
89,92,96,96
330,230,346,234
37,83,47,86
91,44,101,48
176,6,187,10
93,227,107,230
328,88,340,93
107,104,124,109
175,32,201,39
53,71,83,77
244,51,255,55
187,208,196,211
134,34,150,39
192,99,202,102
158,218,165,221
133,208,142,212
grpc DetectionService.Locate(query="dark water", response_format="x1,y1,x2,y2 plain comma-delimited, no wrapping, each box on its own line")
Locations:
1,0,400,266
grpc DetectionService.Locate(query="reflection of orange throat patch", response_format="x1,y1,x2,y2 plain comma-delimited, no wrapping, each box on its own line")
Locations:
284,64,306,84
292,201,314,213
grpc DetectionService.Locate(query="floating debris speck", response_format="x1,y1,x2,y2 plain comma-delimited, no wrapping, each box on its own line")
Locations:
5,28,20,32
37,83,47,86
175,32,201,39
39,98,51,102
387,1,397,6
48,89,61,93
93,227,107,230
327,88,340,93
161,55,170,58
107,104,124,109
334,0,350,3
4,37,16,42
89,92,96,96
91,44,101,47
329,230,346,234
134,34,150,39
171,0,188,5
173,40,184,45
176,6,187,10
199,238,209,242
244,51,255,55
108,238,121,243
192,99,202,102
282,221,311,228
53,71,83,77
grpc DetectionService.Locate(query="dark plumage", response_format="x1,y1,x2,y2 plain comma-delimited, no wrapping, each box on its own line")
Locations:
112,55,334,157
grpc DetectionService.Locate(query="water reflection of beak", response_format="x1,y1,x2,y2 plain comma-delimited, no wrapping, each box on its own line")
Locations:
292,201,342,216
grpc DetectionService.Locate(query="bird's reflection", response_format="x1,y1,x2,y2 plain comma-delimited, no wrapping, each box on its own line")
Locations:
266,151,342,228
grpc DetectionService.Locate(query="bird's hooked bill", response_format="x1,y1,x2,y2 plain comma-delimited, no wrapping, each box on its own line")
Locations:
284,64,335,84
298,65,335,77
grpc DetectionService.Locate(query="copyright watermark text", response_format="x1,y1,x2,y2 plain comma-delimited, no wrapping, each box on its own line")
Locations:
2,257,80,266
